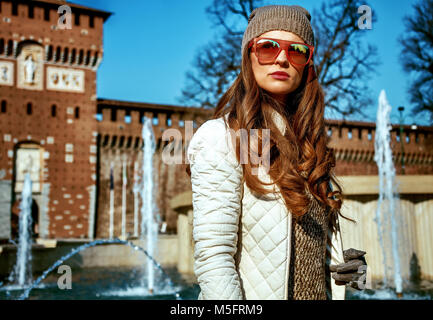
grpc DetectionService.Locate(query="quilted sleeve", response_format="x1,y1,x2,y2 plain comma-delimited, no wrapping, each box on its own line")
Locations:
187,119,244,300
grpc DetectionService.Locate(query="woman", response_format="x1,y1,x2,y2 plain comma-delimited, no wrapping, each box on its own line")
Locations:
186,5,367,300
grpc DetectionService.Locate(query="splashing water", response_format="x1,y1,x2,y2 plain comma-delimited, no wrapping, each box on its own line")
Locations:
16,238,180,300
8,172,33,287
373,90,403,294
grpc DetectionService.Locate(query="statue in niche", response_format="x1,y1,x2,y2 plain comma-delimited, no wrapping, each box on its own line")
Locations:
24,154,34,173
1,66,8,82
24,54,36,84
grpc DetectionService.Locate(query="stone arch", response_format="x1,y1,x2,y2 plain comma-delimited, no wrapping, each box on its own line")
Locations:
12,142,44,239
16,41,44,91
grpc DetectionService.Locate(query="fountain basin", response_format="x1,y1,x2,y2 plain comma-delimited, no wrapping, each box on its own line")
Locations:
0,266,200,300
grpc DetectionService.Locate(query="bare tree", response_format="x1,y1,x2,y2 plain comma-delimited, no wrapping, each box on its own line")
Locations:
177,31,244,109
177,0,262,108
313,0,379,120
179,0,379,121
399,0,433,124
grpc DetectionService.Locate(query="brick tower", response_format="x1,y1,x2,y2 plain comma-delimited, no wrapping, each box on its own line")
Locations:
0,0,110,239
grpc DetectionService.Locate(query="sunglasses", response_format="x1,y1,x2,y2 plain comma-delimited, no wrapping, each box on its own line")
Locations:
248,37,314,66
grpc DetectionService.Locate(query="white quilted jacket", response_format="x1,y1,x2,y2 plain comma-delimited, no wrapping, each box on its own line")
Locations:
187,112,346,300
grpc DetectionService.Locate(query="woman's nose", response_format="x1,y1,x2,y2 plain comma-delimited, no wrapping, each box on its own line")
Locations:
275,49,290,66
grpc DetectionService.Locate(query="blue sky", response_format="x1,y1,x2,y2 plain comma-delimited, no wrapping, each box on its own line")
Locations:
72,0,428,126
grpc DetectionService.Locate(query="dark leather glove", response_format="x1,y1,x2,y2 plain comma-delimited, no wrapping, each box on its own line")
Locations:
330,248,367,290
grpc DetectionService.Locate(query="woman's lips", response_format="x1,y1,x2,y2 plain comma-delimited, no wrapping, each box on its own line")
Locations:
270,71,289,80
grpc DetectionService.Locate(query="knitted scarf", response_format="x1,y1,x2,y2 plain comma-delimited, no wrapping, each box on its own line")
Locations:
287,189,330,300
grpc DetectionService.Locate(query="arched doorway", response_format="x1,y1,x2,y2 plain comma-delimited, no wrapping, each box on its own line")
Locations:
11,142,43,239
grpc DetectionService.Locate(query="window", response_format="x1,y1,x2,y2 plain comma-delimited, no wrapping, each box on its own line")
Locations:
85,50,91,65
126,136,132,148
27,103,33,115
102,135,109,147
134,137,141,148
55,46,61,62
89,15,94,28
1,100,6,113
118,136,125,148
111,136,117,148
71,48,76,64
63,47,69,63
7,40,13,56
75,107,80,119
0,39,4,55
92,52,98,66
78,49,84,64
125,111,131,124
51,105,57,117
47,45,53,61
152,116,158,125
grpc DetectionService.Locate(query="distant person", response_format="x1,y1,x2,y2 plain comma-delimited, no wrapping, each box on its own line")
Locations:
10,198,39,239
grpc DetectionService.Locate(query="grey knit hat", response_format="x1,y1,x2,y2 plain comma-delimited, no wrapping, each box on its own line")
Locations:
241,5,314,58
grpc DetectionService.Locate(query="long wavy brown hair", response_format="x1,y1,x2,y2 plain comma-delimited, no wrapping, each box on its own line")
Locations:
186,44,348,227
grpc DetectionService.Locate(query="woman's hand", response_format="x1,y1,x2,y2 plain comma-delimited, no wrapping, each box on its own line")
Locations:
330,248,367,290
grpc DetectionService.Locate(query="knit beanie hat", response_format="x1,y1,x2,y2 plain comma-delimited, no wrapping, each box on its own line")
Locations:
241,5,315,58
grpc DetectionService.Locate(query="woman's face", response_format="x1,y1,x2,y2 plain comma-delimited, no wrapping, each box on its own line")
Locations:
250,30,307,104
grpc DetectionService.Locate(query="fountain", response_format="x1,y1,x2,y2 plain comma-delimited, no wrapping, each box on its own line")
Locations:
0,117,189,300
7,172,34,288
15,238,180,300
140,116,160,294
373,89,404,297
